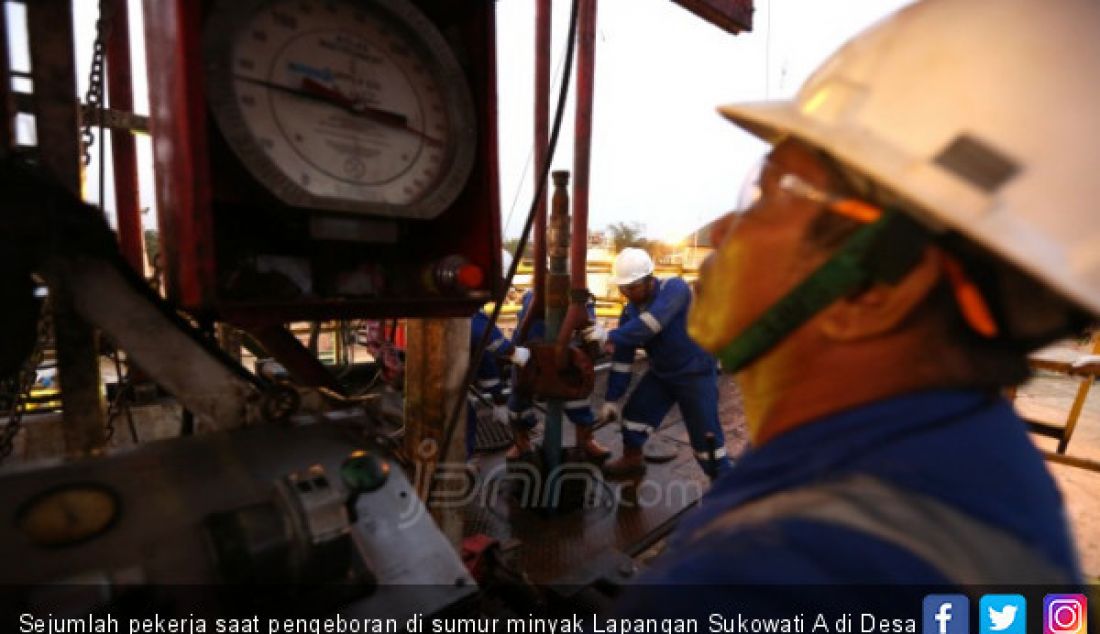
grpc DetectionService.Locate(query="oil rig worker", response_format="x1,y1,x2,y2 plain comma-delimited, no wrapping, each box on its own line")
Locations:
599,247,731,481
505,286,611,462
467,250,530,462
619,0,1093,607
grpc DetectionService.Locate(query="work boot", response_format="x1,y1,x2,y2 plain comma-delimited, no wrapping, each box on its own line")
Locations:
602,445,646,480
575,426,611,463
505,425,533,461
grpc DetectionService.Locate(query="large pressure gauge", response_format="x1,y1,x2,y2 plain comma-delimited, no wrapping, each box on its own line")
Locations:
203,0,477,219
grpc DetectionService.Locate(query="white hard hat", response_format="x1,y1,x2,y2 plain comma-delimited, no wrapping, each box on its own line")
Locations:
610,248,654,285
501,249,514,279
718,0,1100,316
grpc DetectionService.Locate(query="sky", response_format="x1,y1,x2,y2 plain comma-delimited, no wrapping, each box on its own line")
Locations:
495,0,916,243
7,0,915,242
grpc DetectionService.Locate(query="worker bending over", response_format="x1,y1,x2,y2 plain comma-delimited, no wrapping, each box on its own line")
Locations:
600,248,731,480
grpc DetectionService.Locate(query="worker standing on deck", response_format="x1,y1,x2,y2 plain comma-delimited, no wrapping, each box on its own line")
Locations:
505,288,611,462
467,251,530,464
599,248,731,480
618,0,1094,608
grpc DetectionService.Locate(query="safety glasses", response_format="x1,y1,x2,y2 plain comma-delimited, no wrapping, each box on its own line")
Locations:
727,155,999,338
734,157,882,225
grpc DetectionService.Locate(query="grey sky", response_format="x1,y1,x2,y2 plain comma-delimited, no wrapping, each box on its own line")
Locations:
495,0,915,242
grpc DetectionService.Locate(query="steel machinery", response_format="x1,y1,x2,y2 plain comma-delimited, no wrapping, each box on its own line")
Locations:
0,0,754,620
147,0,503,324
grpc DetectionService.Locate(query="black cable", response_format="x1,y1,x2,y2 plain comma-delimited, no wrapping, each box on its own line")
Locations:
501,28,574,234
430,0,583,501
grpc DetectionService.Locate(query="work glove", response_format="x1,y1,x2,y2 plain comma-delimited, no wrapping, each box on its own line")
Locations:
511,346,531,368
599,401,620,423
582,323,608,347
492,404,511,427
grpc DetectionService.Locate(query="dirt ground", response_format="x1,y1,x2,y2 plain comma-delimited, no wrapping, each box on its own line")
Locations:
1011,341,1100,580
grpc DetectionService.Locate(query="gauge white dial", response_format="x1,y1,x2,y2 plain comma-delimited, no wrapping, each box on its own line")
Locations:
204,0,476,218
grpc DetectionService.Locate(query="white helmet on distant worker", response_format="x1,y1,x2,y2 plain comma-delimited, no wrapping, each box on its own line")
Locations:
610,248,654,285
501,249,514,280
718,0,1100,316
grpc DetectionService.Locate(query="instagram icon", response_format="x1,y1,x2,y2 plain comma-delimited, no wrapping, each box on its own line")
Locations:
1045,594,1088,634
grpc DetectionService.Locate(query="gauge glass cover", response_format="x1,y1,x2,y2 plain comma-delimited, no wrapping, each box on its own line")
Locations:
204,0,477,219
17,484,120,548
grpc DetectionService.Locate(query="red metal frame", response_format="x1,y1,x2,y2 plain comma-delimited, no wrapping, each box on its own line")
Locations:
146,1,503,324
412,1,502,310
673,0,753,34
517,0,552,343
143,0,215,309
107,0,144,275
558,0,597,346
531,0,551,315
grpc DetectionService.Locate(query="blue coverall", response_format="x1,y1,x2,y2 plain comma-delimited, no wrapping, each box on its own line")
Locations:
467,310,514,459
507,290,599,430
617,390,1083,615
607,276,731,477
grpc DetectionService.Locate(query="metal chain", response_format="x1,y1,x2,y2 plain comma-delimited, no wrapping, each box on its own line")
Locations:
81,0,113,167
0,300,54,461
2,1,119,460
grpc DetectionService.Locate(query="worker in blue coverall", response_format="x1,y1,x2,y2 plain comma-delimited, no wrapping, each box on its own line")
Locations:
505,289,610,461
617,0,1092,612
598,248,731,481
466,251,530,463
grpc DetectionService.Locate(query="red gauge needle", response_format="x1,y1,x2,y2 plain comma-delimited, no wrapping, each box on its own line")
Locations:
233,74,444,147
299,77,445,148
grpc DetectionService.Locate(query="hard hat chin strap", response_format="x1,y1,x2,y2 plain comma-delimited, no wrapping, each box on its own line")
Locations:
716,210,930,373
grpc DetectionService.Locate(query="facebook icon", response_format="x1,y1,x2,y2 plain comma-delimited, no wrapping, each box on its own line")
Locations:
924,595,970,634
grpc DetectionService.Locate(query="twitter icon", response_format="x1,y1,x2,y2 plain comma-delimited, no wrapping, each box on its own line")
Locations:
981,595,1027,634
